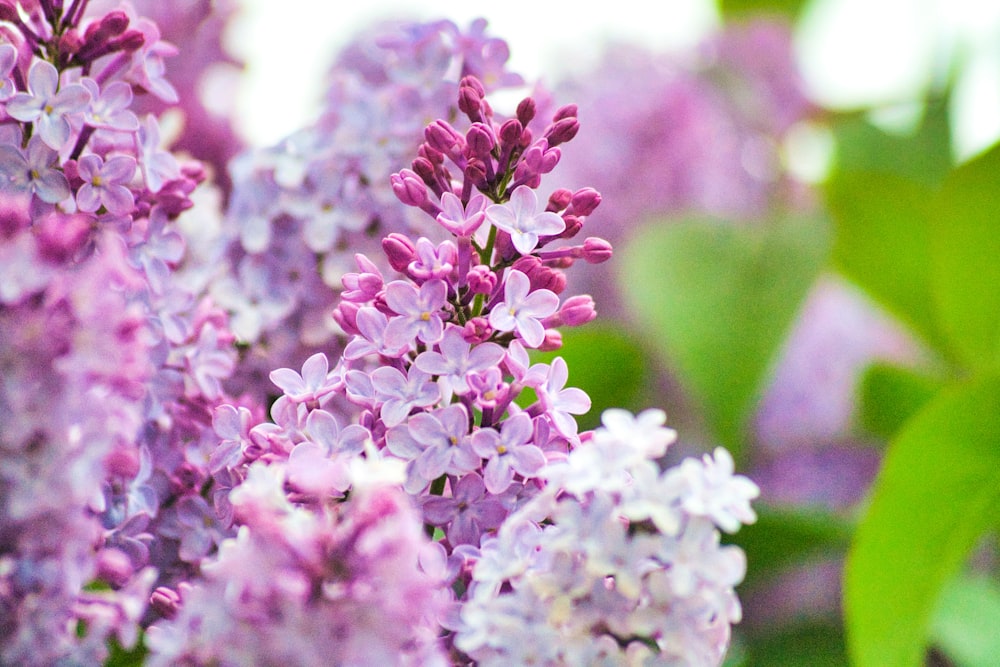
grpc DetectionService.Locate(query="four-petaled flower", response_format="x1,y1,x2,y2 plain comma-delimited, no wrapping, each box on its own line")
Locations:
75,154,137,216
485,185,565,254
0,135,71,203
471,413,547,494
489,269,559,348
5,59,90,150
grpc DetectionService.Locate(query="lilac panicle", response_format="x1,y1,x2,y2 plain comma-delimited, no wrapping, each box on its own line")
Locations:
171,59,757,665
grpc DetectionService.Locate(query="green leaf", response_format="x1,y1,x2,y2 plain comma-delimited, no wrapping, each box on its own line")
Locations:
930,571,1000,667
619,215,828,456
844,376,1000,667
717,0,811,17
825,171,944,351
530,323,650,431
858,362,945,441
829,97,953,186
930,142,1000,371
740,622,848,667
731,505,853,585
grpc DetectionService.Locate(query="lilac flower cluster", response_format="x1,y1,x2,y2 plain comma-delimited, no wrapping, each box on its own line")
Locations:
211,19,526,398
0,1,245,662
147,71,759,664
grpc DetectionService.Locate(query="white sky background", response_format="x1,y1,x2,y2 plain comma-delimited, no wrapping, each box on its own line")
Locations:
227,0,1000,160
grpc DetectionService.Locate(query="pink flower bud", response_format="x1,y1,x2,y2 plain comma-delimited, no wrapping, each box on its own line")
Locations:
467,264,497,295
466,122,495,157
463,317,492,343
391,169,427,206
516,97,537,126
582,237,613,264
546,188,573,212
425,120,464,155
553,104,578,121
545,117,580,147
559,295,597,326
150,587,183,619
499,118,523,147
569,187,602,216
96,548,134,589
333,302,361,336
382,232,416,273
538,329,563,351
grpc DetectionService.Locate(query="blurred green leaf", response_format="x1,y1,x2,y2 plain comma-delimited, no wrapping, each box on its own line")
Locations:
619,216,828,457
930,142,1000,371
844,376,1000,667
741,622,848,667
825,171,946,352
717,0,811,17
858,362,945,441
105,634,147,667
530,323,650,431
731,505,853,585
829,97,953,186
930,571,1000,667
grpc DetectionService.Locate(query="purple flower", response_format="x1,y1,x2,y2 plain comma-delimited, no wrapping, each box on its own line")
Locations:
343,306,412,360
5,60,91,150
81,78,140,132
386,404,479,491
383,278,448,347
268,352,339,406
489,269,559,348
424,473,508,546
485,185,565,254
0,136,71,203
371,365,441,427
75,154,137,215
437,191,488,242
471,413,547,494
536,357,591,438
0,43,17,101
415,326,505,398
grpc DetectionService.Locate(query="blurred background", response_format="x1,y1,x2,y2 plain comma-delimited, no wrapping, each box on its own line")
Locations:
165,1,1000,665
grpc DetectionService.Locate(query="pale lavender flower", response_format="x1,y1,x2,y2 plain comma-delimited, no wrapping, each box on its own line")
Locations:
436,190,488,242
536,357,591,438
484,185,565,254
81,78,140,132
414,325,505,398
6,60,91,150
471,413,547,494
489,269,559,348
386,404,479,490
268,352,339,406
371,365,441,427
423,472,508,546
343,306,411,360
384,278,448,347
0,136,72,203
0,43,17,101
75,153,137,215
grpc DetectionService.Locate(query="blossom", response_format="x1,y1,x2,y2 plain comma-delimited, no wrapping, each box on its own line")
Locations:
75,154,137,215
268,352,340,406
471,413,546,493
0,136,71,203
5,60,91,150
489,269,559,348
484,185,565,254
383,278,448,347
414,325,505,398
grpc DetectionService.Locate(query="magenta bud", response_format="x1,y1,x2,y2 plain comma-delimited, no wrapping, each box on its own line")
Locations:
559,295,597,326
545,117,579,147
464,159,487,185
425,120,464,154
96,548,134,589
463,317,493,344
460,75,485,97
115,30,146,52
465,122,495,157
0,4,18,22
516,97,536,126
582,237,613,263
560,214,583,239
417,143,444,164
538,329,563,352
569,188,602,216
498,118,523,146
35,211,93,264
382,232,416,273
411,158,437,186
104,443,141,478
466,264,497,295
333,302,361,336
59,31,84,55
390,169,427,206
546,188,573,212
101,10,130,36
540,147,561,173
458,84,482,117
553,104,578,121
150,586,183,619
